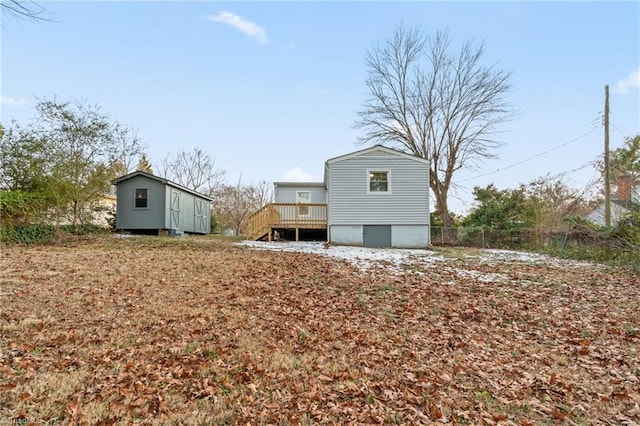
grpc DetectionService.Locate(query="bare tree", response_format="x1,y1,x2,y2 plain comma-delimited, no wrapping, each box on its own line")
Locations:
160,148,226,193
522,174,598,242
113,128,145,174
211,179,273,235
355,25,514,227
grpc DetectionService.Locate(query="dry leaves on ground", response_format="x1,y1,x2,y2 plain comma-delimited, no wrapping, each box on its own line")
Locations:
0,237,638,425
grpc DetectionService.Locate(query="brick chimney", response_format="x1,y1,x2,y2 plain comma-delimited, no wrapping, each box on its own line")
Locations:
616,174,632,203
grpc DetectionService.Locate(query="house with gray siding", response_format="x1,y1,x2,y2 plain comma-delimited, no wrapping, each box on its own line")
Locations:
113,171,212,235
247,145,430,247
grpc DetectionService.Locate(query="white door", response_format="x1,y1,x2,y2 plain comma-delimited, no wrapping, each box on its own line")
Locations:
296,191,310,216
170,190,181,230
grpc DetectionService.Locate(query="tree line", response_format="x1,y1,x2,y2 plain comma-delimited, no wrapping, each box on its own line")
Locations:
0,98,272,235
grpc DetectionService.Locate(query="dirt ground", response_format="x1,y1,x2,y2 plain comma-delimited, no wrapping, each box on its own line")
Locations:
0,236,639,425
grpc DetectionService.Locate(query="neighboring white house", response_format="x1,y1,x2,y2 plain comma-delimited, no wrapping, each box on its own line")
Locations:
247,145,431,248
113,171,212,235
586,174,639,226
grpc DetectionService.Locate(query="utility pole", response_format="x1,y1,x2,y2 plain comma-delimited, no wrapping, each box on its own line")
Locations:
604,85,611,227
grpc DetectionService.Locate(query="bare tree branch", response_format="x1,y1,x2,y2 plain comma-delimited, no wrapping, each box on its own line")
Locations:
161,148,226,194
1,0,51,23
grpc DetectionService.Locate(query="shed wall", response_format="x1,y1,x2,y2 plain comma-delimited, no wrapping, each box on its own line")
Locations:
115,176,166,230
163,186,211,234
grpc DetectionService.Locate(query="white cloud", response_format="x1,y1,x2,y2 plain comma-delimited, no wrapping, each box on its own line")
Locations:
281,166,316,181
285,43,295,49
206,11,269,44
1,96,26,106
613,67,640,94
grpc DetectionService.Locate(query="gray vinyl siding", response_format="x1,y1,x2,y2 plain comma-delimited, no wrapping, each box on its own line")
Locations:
115,173,211,234
115,176,166,229
164,187,201,232
274,184,326,204
327,155,429,225
359,149,396,157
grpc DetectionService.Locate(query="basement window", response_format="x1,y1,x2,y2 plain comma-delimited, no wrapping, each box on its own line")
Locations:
135,188,148,208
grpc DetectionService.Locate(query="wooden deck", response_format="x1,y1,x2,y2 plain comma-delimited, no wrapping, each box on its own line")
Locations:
246,203,327,241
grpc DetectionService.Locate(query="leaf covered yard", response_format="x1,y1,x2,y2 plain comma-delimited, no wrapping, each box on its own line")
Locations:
0,238,639,425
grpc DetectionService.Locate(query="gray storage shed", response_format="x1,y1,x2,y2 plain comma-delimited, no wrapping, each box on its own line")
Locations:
113,171,212,235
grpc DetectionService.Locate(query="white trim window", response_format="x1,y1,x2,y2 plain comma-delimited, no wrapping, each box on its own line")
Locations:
134,188,148,208
367,170,390,193
296,191,311,216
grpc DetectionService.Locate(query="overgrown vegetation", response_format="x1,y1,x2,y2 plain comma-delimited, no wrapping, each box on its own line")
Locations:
0,224,110,244
551,213,640,273
0,224,55,244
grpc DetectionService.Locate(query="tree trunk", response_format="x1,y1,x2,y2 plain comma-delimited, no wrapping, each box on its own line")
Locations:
72,200,79,227
434,188,453,228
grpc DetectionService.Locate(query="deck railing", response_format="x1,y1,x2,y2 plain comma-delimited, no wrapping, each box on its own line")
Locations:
246,203,327,240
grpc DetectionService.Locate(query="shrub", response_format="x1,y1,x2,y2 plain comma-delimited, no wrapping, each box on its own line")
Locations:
57,224,110,236
0,224,55,244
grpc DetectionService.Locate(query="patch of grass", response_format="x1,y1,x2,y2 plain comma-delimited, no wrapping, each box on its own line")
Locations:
203,349,217,360
474,390,493,401
375,284,395,297
209,234,245,242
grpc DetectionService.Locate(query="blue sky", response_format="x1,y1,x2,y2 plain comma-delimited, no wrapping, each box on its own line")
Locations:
2,1,639,214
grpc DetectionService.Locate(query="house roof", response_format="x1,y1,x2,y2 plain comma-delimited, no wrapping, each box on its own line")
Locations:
112,171,213,201
323,145,430,184
612,199,640,212
273,182,325,188
325,145,430,165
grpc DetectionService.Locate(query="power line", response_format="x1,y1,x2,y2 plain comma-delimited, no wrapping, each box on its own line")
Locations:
543,159,597,182
460,127,599,183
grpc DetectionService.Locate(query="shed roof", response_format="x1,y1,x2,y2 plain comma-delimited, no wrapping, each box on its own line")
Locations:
112,171,213,201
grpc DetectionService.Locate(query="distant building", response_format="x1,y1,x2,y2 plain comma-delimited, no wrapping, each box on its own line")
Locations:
586,174,639,225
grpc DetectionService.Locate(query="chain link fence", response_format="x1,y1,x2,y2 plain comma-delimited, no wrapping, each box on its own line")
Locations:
429,226,568,249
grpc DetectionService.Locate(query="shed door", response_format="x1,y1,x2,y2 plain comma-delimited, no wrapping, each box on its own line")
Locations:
194,199,208,234
363,225,391,248
170,190,181,230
